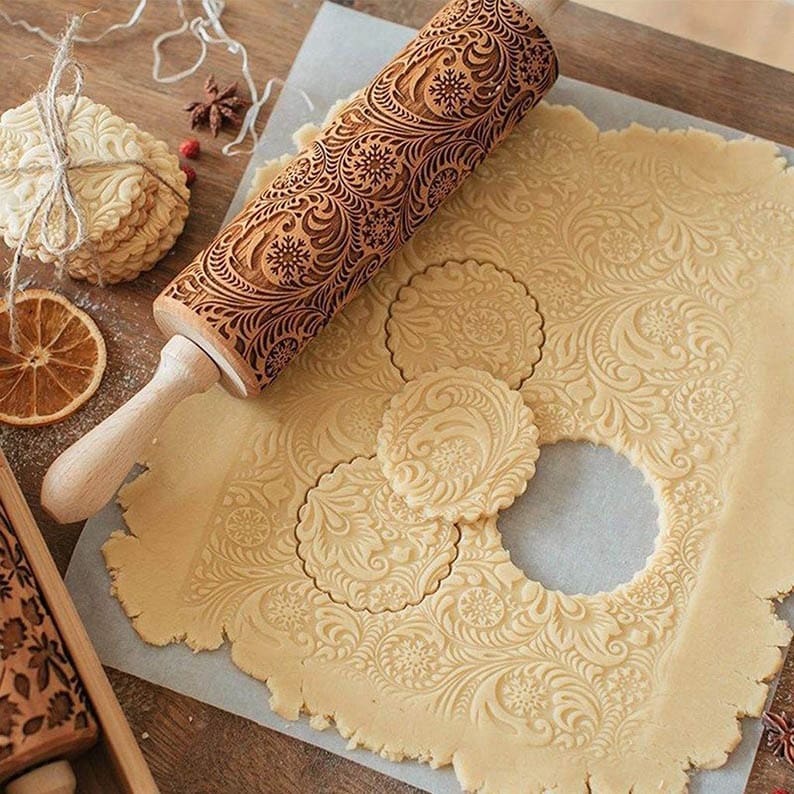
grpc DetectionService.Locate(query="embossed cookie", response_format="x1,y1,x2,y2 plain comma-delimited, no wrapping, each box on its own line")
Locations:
0,96,145,247
377,366,540,522
0,96,189,284
387,260,543,387
296,455,459,612
54,125,188,283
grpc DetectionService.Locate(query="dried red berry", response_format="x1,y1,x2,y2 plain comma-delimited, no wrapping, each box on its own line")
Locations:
179,138,200,159
180,164,196,187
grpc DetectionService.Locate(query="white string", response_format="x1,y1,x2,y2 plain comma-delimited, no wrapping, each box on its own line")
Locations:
0,0,314,156
0,2,148,46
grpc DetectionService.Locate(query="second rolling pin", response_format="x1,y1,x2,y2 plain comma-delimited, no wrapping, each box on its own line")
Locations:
42,0,562,524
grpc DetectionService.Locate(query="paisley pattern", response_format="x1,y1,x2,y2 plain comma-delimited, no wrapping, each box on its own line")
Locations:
378,367,540,522
106,103,794,794
386,259,543,386
155,0,558,396
296,456,460,612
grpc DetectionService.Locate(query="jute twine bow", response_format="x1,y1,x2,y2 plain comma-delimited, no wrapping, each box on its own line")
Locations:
0,16,188,350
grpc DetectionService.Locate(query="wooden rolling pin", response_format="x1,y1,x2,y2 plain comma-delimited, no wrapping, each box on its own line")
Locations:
0,488,97,794
0,450,156,794
42,0,562,524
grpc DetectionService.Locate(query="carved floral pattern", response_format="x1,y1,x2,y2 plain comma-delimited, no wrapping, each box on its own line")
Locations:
0,502,97,775
108,102,794,793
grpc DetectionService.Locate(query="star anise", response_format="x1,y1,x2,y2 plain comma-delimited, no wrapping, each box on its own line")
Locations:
763,710,794,766
184,74,248,137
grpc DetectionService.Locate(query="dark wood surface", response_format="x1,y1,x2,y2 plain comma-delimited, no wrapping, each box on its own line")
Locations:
0,1,792,791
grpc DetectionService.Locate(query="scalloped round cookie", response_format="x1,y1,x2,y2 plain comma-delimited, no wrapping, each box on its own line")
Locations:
377,366,539,522
387,260,543,386
296,455,460,612
0,95,145,246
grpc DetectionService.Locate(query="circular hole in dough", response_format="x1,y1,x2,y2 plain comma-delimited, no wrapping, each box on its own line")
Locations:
497,441,659,594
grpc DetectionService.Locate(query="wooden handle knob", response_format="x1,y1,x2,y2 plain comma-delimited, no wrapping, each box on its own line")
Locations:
6,760,76,794
41,335,220,524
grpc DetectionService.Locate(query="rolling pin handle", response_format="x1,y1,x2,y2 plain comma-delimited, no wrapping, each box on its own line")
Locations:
41,335,220,525
6,760,76,794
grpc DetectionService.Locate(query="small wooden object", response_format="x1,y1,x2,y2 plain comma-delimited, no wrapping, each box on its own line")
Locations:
0,450,157,793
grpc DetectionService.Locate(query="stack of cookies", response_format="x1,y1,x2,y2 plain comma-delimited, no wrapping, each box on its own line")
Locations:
0,95,189,284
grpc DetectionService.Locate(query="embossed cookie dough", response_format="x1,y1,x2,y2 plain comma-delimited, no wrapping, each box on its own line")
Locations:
296,455,460,612
387,260,543,386
378,367,540,522
105,103,794,794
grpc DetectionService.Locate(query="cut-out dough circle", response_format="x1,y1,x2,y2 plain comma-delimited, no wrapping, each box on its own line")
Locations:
377,366,540,522
296,455,460,612
386,259,543,387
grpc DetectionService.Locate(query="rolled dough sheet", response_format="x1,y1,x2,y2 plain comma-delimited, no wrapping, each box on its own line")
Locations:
69,3,791,791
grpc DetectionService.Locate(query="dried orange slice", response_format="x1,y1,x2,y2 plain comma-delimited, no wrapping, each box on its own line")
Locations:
0,289,106,427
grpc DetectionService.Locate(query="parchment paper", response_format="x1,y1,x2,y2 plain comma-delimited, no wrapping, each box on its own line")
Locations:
65,4,794,791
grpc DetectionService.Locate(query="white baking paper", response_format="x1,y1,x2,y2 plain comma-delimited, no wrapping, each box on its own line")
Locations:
65,4,794,792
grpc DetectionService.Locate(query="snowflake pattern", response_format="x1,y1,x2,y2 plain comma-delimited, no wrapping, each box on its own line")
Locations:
625,574,669,608
671,479,721,518
432,0,468,28
224,507,269,547
605,666,647,707
382,637,440,687
427,168,459,207
430,437,474,477
518,44,552,83
458,587,505,628
428,68,472,114
532,404,576,442
687,386,734,425
638,305,684,346
264,337,299,379
361,207,396,248
340,400,382,443
354,142,398,187
541,273,581,315
265,234,310,284
272,155,312,192
460,306,505,345
265,589,308,633
370,582,412,612
597,228,643,265
498,670,548,718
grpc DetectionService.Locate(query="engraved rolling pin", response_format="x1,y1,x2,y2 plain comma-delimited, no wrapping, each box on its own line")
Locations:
0,464,98,793
42,0,562,524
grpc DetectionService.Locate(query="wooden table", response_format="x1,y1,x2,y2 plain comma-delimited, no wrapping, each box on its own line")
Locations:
1,1,792,791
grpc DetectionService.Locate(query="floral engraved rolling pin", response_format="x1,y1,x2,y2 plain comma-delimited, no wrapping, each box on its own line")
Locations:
0,448,156,794
42,0,562,524
0,499,97,794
